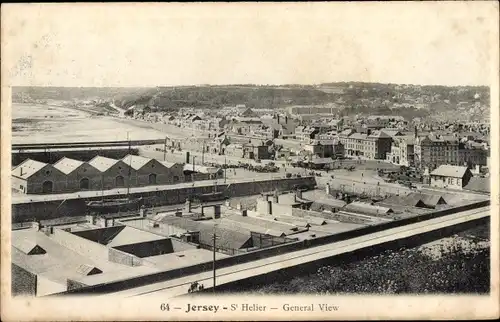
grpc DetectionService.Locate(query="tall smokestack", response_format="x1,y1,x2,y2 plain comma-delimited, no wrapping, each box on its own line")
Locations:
326,183,331,195
414,125,418,139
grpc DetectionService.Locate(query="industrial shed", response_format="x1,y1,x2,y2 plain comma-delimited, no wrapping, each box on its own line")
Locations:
183,164,223,181
309,198,347,212
88,156,137,190
344,201,394,216
384,192,447,209
12,159,68,194
53,157,102,191
122,154,173,187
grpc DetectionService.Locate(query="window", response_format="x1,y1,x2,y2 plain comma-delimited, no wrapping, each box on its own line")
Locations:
42,181,53,193
115,175,125,187
80,178,90,190
148,173,157,185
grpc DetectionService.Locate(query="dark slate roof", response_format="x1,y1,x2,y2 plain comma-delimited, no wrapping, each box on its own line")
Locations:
464,177,490,193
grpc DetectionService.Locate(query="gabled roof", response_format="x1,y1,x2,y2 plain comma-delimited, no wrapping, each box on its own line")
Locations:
345,202,393,216
381,129,403,137
400,192,447,208
88,156,120,172
160,216,253,250
223,215,299,236
53,157,85,175
199,227,252,250
304,216,328,226
160,216,204,231
398,135,416,145
430,165,469,178
106,226,165,247
464,177,490,193
183,164,221,174
339,129,356,137
122,154,153,170
310,198,347,212
12,159,48,179
368,131,392,139
159,160,181,169
350,133,368,140
190,115,202,121
13,240,46,255
76,264,102,276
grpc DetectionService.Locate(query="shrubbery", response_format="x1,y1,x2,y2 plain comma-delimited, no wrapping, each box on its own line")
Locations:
254,242,490,294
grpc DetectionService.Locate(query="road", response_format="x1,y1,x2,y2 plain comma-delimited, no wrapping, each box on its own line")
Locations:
108,102,127,117
104,206,489,298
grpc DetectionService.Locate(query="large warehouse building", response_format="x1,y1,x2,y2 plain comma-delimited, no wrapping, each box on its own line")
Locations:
12,155,222,195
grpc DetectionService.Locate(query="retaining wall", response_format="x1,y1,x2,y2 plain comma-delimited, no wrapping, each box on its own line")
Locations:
53,200,489,295
12,177,316,223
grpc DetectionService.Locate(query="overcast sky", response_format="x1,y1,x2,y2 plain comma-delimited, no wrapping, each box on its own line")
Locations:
3,2,498,87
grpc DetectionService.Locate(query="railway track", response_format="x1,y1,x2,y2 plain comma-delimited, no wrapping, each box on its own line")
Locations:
12,139,165,150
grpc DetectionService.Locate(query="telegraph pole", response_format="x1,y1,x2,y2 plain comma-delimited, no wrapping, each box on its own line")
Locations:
224,156,227,183
163,136,168,161
212,224,219,293
202,139,205,165
192,156,196,183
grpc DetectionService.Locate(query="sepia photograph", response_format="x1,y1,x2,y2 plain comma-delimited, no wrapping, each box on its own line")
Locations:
1,2,499,321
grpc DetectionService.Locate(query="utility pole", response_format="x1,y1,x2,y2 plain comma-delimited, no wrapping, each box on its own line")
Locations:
202,139,205,165
192,156,196,183
163,136,168,161
212,224,219,293
224,156,227,183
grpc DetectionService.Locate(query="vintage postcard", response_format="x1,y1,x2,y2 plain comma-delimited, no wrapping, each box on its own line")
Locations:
1,2,499,321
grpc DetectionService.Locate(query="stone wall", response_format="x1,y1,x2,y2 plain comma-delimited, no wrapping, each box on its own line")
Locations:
13,177,316,222
12,263,37,296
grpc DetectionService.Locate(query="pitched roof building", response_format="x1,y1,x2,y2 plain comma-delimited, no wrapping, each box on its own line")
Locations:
430,165,473,190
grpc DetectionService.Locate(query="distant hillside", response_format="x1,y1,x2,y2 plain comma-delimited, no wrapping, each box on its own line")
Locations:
12,83,490,121
12,87,150,102
113,86,337,110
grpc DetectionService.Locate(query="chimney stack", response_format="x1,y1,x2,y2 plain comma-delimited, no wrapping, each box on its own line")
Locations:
185,199,192,213
273,193,279,204
214,205,221,219
326,183,331,195
296,189,303,200
20,167,23,176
